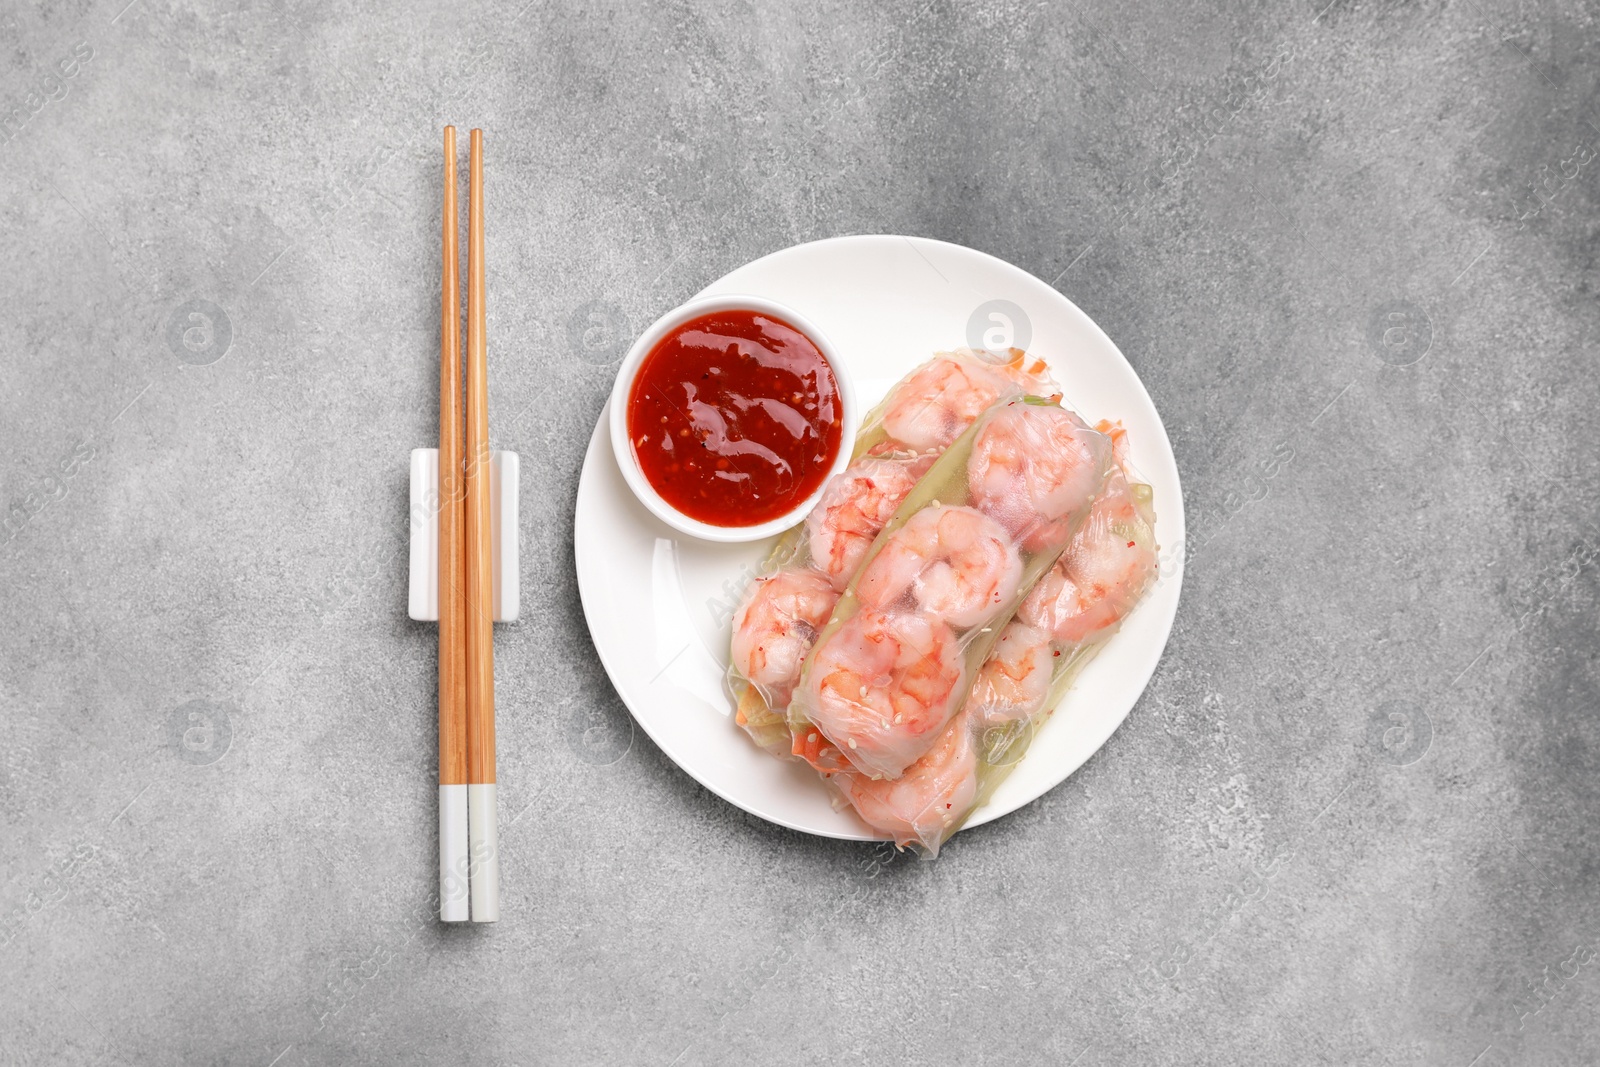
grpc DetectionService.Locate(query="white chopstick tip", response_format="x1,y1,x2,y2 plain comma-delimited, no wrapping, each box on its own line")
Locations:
468,783,500,923
440,784,470,922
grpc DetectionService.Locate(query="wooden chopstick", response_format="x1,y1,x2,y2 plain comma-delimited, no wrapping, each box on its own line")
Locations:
463,127,500,923
438,126,470,923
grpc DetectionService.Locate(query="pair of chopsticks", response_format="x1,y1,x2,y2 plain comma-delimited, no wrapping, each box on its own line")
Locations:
439,126,498,923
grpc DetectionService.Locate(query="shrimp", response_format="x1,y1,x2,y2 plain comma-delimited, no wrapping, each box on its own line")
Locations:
879,356,1015,452
804,610,965,779
855,505,1023,629
967,403,1111,547
730,567,838,704
834,711,978,853
1018,469,1156,645
967,622,1055,727
805,459,921,590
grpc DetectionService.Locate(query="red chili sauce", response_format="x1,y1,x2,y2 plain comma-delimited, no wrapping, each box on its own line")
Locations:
627,309,843,527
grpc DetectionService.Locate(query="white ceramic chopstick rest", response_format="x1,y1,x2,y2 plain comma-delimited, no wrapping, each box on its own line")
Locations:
408,448,520,623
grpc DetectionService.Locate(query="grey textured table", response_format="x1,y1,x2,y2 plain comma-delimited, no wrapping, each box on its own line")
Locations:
3,2,1597,1064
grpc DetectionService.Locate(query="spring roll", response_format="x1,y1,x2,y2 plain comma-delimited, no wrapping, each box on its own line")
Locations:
728,348,1056,756
790,398,1115,784
837,421,1159,854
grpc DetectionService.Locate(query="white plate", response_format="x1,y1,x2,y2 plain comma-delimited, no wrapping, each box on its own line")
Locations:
574,235,1185,841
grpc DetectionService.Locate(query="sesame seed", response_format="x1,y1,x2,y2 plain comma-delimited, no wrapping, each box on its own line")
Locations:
847,738,857,749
